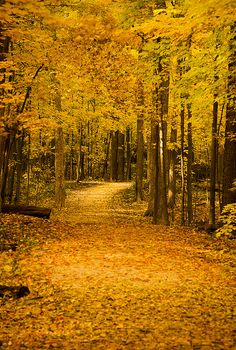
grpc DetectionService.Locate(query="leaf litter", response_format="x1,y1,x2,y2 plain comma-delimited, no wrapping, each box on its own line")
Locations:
0,182,235,349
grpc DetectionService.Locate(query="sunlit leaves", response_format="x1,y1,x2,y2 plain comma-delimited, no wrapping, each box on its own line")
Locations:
0,206,235,348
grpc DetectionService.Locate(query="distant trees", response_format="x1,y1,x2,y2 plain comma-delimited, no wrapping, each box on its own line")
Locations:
0,0,235,232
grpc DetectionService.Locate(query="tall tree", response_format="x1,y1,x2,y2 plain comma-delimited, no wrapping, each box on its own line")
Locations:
136,79,144,201
222,22,236,207
167,125,177,217
186,103,193,225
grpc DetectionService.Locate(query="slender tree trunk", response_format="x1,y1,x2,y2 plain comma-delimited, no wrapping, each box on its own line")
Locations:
6,137,16,204
152,85,162,224
117,132,125,181
222,22,236,206
55,127,65,209
180,100,185,225
159,118,169,225
103,132,111,180
110,130,118,181
153,124,160,224
217,105,225,210
0,136,6,210
126,127,131,181
76,123,85,182
136,117,144,201
187,103,193,225
136,79,144,202
1,133,15,205
168,127,177,217
53,72,65,208
87,121,91,178
26,134,30,204
0,11,10,211
146,121,158,216
209,98,218,226
159,65,170,225
14,134,25,205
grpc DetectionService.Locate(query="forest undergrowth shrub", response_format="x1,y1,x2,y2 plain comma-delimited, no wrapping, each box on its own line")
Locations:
21,167,55,207
121,180,149,205
216,203,236,238
121,182,136,204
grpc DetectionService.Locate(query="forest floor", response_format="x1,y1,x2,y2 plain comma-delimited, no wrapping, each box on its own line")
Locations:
0,181,235,350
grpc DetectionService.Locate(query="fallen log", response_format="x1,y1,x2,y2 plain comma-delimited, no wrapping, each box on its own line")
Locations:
0,285,30,299
2,204,51,219
0,243,17,252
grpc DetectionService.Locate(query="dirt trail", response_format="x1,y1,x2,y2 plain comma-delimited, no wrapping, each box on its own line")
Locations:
56,181,146,224
49,182,235,349
1,182,235,349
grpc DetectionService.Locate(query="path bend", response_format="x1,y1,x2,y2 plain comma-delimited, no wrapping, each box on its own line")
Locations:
56,181,146,224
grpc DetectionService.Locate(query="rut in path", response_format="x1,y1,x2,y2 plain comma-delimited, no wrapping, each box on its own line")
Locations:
57,181,147,224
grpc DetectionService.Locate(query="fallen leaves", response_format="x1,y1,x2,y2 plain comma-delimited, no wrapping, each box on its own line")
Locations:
0,214,235,349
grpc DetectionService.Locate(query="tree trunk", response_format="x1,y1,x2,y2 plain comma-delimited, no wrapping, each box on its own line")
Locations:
102,132,111,180
26,134,31,205
5,135,16,204
2,204,51,219
136,79,144,202
0,9,10,211
110,130,118,181
76,123,85,181
159,118,169,225
168,127,177,211
222,22,236,206
55,127,65,209
159,65,170,225
1,133,15,205
187,103,193,225
146,121,158,216
126,127,132,181
117,132,125,181
209,99,218,226
153,124,160,224
180,100,185,225
14,134,25,205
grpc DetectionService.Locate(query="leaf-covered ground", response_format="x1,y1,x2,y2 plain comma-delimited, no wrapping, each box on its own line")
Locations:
0,182,235,349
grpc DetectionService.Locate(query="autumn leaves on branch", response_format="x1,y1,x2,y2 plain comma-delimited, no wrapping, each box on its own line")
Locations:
0,0,235,231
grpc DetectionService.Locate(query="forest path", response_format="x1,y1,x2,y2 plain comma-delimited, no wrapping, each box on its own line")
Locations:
1,182,235,349
55,181,148,224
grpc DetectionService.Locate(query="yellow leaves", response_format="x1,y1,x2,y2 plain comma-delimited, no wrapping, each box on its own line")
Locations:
0,205,236,348
3,264,13,273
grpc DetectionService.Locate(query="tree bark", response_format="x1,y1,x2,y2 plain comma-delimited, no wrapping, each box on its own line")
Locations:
222,22,236,206
14,134,25,205
209,98,218,226
1,134,16,205
126,127,132,181
136,79,144,202
26,134,31,204
152,51,170,225
102,132,111,180
117,132,125,181
0,7,10,211
159,118,169,225
110,130,118,181
2,204,51,219
187,103,193,225
55,127,65,209
180,100,185,225
153,124,160,224
146,121,158,216
168,127,177,211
